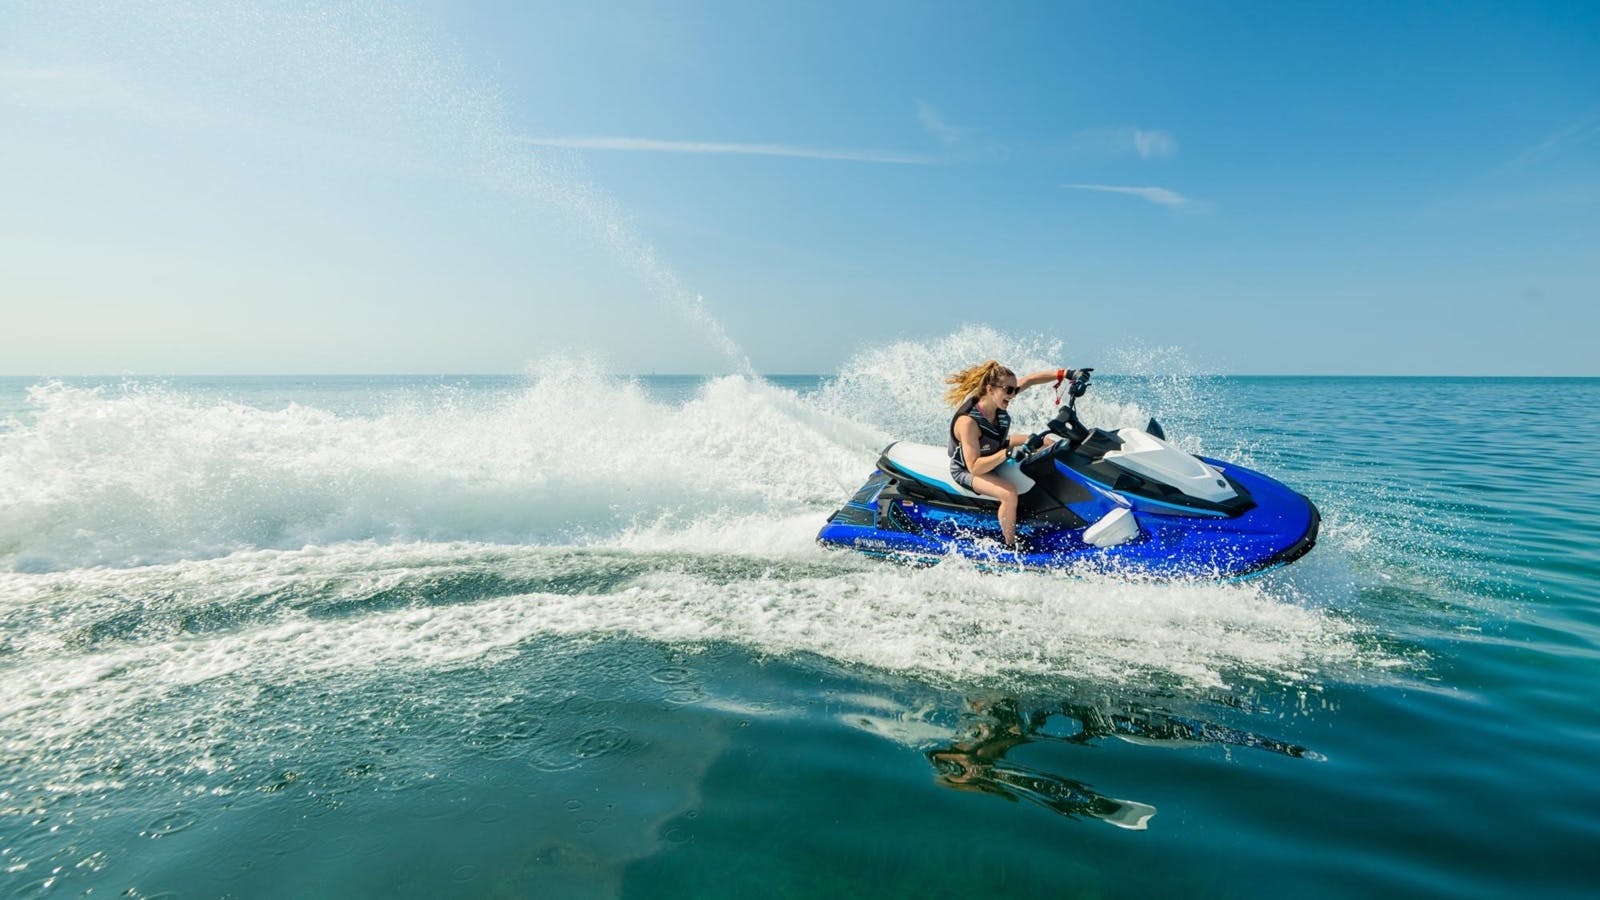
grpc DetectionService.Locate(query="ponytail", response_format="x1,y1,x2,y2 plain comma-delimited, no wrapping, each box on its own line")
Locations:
943,360,1014,407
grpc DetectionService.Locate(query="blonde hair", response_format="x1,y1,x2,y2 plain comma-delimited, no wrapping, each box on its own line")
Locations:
943,360,1015,407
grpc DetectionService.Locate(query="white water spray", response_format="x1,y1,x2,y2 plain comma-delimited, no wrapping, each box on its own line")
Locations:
0,330,1390,811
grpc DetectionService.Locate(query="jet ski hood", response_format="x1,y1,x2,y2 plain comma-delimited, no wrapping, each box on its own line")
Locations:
1102,429,1238,504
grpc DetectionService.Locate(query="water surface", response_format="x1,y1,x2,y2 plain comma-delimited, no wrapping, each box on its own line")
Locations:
2,370,1597,898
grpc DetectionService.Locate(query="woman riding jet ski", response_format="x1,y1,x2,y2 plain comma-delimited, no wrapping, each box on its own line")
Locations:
816,369,1319,579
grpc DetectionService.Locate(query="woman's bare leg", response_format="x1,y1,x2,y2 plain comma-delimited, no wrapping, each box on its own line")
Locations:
969,472,1019,547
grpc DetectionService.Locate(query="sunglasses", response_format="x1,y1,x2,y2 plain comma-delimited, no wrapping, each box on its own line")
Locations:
999,384,1019,396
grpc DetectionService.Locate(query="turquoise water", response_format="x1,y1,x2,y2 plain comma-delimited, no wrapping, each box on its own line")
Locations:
2,369,1598,897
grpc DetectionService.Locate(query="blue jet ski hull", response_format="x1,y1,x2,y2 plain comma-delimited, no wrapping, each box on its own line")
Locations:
817,451,1319,581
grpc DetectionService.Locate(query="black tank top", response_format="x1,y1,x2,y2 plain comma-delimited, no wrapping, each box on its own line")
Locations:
948,397,1010,476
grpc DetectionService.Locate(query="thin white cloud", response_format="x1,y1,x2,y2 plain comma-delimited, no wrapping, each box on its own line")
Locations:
1133,128,1178,159
516,135,928,164
1062,183,1190,207
915,99,962,144
1070,126,1179,160
1509,112,1600,168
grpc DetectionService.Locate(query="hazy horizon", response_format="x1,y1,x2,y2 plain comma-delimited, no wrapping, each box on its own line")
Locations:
4,371,1596,381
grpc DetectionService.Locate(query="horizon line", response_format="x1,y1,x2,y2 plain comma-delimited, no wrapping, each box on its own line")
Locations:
3,372,1594,380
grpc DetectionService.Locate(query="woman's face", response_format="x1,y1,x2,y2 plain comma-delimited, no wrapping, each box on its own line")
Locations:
986,376,1019,410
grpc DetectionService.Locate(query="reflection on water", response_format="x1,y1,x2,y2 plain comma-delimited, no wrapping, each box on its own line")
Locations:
927,697,1158,830
923,694,1314,831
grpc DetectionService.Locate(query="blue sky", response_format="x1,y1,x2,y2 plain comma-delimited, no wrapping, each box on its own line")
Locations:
1,0,1596,375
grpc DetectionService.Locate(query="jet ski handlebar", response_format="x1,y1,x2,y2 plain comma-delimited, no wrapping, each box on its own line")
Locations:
1009,432,1047,462
1067,367,1093,399
1012,369,1096,462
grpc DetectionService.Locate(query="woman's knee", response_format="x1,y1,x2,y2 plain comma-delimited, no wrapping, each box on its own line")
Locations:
978,479,1017,504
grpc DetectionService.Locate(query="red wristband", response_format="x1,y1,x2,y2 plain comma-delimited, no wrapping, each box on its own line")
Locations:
1055,368,1065,384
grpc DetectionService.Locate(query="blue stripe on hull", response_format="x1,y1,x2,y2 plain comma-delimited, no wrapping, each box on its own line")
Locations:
817,459,1318,581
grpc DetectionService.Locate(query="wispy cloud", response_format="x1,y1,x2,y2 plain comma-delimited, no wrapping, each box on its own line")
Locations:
1069,126,1179,160
915,100,963,145
1132,128,1178,159
1508,112,1600,169
1062,183,1190,207
516,135,928,164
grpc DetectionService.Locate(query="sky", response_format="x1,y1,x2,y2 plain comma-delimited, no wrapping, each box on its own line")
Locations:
1,0,1596,376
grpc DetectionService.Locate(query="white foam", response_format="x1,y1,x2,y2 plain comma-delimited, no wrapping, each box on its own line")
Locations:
0,373,873,569
0,330,1387,797
0,541,1368,788
0,329,1360,579
3,544,1363,697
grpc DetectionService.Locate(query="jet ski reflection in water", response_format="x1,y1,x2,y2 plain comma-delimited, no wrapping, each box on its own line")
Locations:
926,695,1315,830
928,696,1158,831
818,369,1320,579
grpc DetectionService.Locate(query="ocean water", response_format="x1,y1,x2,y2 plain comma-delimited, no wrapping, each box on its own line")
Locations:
2,358,1598,898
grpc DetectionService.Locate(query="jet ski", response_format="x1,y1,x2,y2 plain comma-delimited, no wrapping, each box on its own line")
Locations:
817,369,1318,579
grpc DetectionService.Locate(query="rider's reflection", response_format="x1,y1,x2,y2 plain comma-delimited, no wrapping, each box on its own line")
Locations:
1048,699,1310,757
925,696,1313,830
